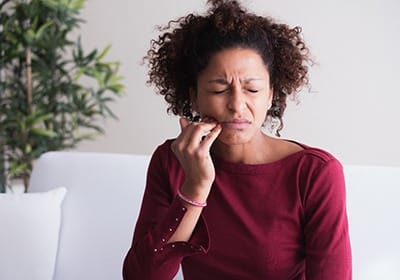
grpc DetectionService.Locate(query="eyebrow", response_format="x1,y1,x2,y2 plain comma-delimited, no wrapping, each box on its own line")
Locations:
207,78,265,84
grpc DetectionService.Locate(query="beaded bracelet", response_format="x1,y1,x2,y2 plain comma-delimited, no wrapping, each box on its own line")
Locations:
177,189,207,207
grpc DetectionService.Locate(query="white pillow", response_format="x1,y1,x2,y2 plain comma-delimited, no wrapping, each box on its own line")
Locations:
0,187,67,280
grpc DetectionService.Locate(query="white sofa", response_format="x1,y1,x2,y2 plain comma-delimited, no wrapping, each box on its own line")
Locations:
27,151,400,280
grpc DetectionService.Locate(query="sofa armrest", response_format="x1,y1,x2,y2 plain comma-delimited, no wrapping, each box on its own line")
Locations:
344,165,400,279
29,151,150,280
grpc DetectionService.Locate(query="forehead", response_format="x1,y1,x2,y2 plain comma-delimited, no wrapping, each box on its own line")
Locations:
199,48,270,78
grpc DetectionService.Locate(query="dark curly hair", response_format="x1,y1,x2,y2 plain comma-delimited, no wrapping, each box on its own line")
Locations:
145,0,312,136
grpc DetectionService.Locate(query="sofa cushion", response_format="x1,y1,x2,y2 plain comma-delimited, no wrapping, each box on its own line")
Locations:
0,187,66,280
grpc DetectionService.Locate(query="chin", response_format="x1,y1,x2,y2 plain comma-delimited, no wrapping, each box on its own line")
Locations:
216,131,253,146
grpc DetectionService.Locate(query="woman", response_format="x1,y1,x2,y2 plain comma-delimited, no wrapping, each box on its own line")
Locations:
123,1,352,279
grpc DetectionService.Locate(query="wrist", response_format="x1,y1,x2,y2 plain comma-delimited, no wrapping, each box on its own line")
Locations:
181,181,211,199
177,188,207,207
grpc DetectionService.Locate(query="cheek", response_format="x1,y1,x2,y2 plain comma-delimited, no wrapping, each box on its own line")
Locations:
196,97,221,113
255,90,271,104
255,104,269,119
254,96,272,119
261,91,273,111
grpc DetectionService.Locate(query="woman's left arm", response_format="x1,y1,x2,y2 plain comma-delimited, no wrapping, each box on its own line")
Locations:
303,158,352,279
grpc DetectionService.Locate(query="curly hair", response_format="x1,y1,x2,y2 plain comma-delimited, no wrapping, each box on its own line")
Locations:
145,0,312,136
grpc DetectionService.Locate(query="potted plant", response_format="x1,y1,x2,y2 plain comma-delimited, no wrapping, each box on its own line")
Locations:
0,0,124,192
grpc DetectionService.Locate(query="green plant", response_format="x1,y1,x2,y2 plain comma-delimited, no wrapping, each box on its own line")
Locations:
0,0,124,192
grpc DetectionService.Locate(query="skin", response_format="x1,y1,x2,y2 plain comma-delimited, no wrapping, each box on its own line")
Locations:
169,48,303,243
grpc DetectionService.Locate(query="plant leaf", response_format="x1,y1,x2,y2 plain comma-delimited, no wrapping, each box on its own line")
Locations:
30,128,57,138
96,44,111,61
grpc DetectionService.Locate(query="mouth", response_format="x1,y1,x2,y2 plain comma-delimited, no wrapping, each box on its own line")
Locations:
221,119,251,130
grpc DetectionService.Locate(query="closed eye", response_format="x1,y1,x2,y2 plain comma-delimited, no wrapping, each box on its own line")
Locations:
247,89,259,93
213,89,229,94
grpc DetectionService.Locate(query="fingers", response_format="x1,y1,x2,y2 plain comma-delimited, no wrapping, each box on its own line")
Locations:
185,121,218,146
179,117,190,131
174,117,220,152
200,123,222,150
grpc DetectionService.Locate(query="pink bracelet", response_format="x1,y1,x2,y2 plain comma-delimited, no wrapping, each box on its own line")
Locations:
177,189,207,207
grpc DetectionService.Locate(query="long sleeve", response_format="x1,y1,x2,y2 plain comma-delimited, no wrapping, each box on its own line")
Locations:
123,143,210,280
303,158,352,279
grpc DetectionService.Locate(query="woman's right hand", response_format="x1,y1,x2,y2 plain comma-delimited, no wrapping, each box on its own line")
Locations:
171,117,222,200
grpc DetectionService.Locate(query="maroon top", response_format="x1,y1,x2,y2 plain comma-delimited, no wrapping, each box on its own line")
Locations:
123,140,352,279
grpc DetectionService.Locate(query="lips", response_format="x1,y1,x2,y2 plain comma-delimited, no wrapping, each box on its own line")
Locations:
221,119,251,130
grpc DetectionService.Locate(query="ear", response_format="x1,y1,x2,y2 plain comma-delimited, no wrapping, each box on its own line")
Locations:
189,87,198,111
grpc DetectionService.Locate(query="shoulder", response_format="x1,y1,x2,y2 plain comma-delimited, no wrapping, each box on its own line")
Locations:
301,145,338,165
153,139,174,156
292,141,344,180
269,137,338,167
295,143,345,195
286,140,340,165
291,143,347,208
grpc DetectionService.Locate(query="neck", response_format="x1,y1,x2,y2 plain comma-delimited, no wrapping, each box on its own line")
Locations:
212,132,272,164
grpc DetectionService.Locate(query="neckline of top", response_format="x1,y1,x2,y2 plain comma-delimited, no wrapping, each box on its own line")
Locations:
211,140,309,174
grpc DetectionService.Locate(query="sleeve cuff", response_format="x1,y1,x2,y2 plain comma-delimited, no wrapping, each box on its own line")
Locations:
151,196,210,260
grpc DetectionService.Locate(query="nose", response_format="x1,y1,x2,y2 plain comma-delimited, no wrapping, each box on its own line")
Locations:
227,86,246,113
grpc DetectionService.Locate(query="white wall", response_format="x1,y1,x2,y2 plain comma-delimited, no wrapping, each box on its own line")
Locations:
75,0,400,166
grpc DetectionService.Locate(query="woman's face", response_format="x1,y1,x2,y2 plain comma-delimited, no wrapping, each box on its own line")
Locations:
193,48,273,145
